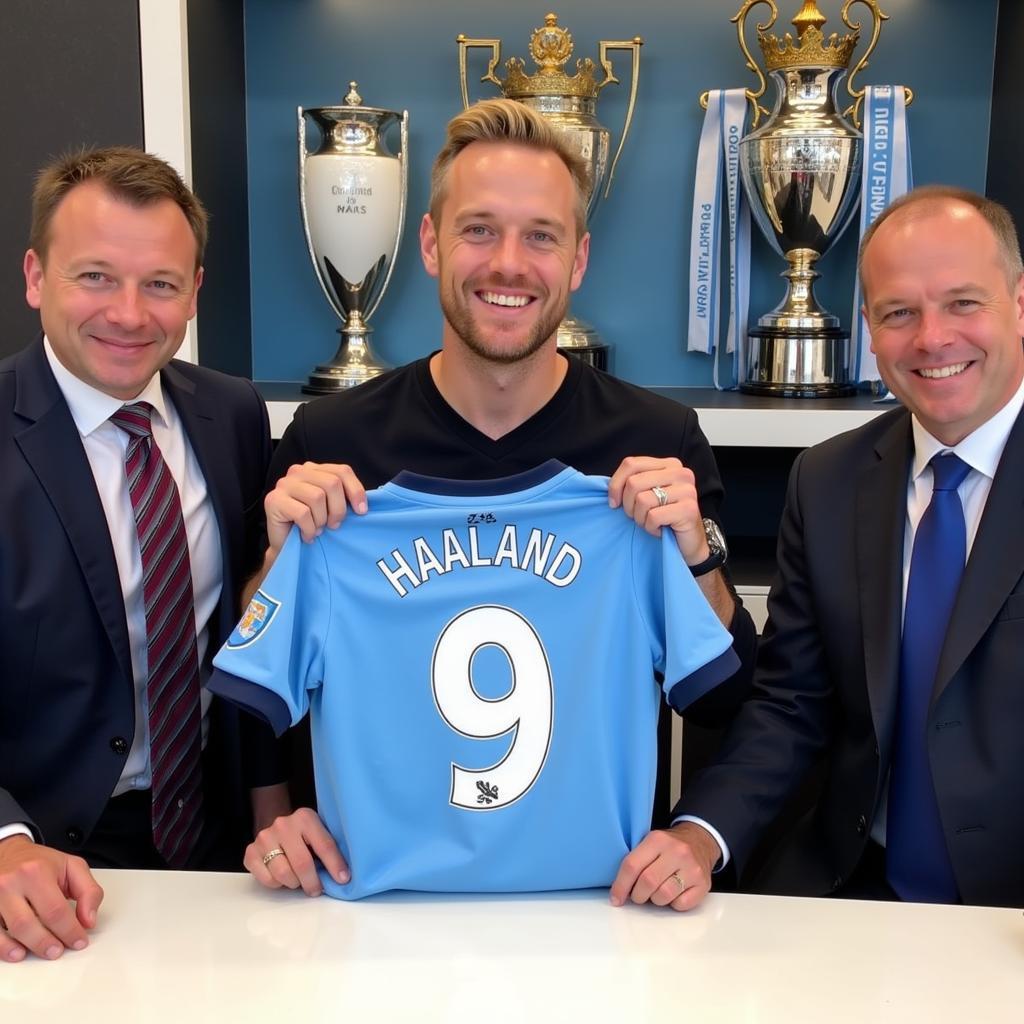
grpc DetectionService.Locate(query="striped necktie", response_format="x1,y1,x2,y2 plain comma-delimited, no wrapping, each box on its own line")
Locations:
111,402,203,868
886,452,971,903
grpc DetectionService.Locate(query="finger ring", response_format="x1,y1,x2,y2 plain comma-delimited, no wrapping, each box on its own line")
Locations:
262,847,285,866
671,870,686,893
651,485,669,508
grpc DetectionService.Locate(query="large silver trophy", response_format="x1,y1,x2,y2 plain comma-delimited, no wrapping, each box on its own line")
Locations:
458,14,642,371
298,83,408,393
704,0,906,397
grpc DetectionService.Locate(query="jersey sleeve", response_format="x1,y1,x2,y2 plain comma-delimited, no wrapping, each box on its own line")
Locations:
632,528,740,712
208,527,331,736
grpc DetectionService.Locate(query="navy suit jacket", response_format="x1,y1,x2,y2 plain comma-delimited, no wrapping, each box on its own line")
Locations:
0,339,278,858
679,405,1024,908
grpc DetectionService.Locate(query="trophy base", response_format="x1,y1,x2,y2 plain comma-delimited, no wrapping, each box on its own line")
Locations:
740,325,856,399
303,328,390,394
556,314,609,371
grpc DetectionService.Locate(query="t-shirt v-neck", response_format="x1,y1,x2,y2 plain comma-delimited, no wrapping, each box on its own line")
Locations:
412,352,584,464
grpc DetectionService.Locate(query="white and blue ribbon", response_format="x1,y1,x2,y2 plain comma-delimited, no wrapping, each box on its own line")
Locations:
687,89,750,390
851,85,913,386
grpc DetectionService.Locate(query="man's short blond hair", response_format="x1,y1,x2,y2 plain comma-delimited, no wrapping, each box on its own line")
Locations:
858,185,1023,295
429,99,590,239
30,146,208,270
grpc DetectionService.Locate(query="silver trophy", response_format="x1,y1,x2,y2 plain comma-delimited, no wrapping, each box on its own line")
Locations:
704,0,909,397
298,83,409,393
458,14,642,370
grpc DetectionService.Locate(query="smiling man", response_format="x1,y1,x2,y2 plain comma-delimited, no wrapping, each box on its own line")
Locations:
239,100,757,907
0,148,289,963
668,186,1024,909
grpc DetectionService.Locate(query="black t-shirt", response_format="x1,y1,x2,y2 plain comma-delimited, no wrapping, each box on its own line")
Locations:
272,355,726,514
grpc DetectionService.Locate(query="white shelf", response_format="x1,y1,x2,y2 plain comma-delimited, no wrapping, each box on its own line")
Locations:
263,387,893,448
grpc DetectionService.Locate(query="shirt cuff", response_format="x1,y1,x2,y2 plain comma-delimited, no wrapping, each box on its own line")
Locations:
0,823,34,844
672,815,731,871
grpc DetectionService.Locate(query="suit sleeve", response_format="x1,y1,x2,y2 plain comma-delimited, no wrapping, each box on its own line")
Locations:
674,407,758,727
672,449,839,875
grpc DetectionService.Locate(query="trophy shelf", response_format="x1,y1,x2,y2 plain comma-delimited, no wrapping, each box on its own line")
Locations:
257,383,891,448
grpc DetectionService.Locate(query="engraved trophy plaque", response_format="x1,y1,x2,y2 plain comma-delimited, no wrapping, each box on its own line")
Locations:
298,83,409,393
703,1,907,396
457,13,642,370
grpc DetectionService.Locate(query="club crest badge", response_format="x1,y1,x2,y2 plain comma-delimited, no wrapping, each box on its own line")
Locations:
227,589,281,648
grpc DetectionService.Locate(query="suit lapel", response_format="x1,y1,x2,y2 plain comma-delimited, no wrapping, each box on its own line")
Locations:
856,412,913,753
934,406,1024,701
12,342,133,688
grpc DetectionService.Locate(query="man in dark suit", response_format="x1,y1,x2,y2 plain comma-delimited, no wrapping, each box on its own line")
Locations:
638,185,1024,909
0,148,289,963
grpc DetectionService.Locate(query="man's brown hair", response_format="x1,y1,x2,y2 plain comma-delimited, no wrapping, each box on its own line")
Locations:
30,146,208,269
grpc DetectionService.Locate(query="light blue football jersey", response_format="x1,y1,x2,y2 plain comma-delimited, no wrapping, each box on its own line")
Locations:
211,461,738,899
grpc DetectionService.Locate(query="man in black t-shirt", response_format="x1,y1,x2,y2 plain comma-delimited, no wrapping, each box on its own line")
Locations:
245,100,757,911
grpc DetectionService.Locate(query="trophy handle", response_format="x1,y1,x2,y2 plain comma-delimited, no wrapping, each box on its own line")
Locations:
841,0,913,128
594,38,643,200
699,0,776,129
298,106,344,323
456,35,503,110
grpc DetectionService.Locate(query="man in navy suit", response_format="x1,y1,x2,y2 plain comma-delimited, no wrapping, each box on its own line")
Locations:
649,186,1024,909
0,148,289,962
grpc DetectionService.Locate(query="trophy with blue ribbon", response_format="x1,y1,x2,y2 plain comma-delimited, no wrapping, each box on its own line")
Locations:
457,13,642,370
695,1,912,396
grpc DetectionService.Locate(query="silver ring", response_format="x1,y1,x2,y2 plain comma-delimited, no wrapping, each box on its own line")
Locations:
651,485,670,508
671,870,686,893
262,847,285,867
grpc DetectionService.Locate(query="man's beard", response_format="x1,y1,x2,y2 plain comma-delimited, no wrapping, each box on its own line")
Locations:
439,275,569,365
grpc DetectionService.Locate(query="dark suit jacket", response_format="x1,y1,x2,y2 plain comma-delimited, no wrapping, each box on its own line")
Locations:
0,339,279,859
678,405,1024,908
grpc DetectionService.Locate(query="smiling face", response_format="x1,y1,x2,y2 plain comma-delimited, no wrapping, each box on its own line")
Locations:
24,180,202,400
862,199,1024,445
420,141,589,365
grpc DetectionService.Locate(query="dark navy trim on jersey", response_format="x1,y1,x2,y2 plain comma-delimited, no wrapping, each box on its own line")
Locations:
666,647,741,712
208,669,291,737
391,460,567,496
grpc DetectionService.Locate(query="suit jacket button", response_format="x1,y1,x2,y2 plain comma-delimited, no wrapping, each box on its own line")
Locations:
857,815,867,836
110,736,129,756
832,876,843,891
66,827,83,846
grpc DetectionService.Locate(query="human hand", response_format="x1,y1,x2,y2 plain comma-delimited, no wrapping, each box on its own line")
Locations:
608,822,722,912
607,456,709,565
265,462,368,555
244,808,349,897
0,836,104,962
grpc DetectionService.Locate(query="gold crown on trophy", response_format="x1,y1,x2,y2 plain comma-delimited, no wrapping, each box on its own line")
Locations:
498,13,601,100
759,1,859,72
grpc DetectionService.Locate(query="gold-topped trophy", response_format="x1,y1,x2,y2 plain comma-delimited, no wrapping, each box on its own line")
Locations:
702,1,909,397
298,83,409,393
457,13,642,370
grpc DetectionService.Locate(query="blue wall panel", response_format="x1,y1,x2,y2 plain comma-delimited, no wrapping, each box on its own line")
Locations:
244,0,997,386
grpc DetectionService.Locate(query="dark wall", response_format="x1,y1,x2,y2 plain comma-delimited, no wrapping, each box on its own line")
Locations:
986,1,1024,232
188,0,253,377
0,1,144,359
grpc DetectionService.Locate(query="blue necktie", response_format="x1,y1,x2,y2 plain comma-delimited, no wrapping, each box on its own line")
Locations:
887,452,971,903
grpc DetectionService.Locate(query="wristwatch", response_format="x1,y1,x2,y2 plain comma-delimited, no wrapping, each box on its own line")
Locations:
688,517,728,578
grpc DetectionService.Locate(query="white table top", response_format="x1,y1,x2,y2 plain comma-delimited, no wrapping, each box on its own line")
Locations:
6,870,1022,1022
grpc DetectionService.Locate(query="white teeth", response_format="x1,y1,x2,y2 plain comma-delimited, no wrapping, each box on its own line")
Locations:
919,362,969,379
481,291,529,308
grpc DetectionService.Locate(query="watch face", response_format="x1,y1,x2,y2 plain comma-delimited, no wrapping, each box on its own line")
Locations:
703,517,727,558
